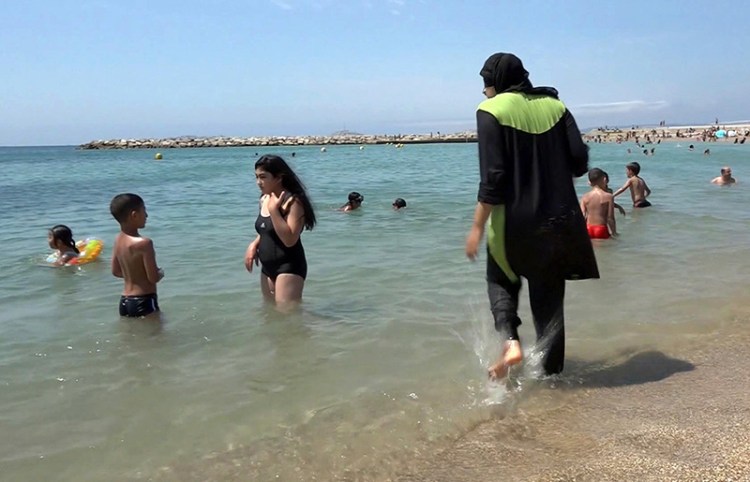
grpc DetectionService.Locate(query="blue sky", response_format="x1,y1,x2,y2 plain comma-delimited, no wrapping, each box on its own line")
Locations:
1,0,748,145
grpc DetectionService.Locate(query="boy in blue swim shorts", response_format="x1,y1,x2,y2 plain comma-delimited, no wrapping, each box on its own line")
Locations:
110,193,164,318
613,162,652,208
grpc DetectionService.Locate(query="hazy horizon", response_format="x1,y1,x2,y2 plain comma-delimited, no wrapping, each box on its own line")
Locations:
3,118,750,148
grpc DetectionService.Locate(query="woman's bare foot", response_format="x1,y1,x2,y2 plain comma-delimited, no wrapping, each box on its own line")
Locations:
488,340,523,380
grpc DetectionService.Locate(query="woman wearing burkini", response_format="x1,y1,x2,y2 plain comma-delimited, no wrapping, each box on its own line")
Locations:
465,53,599,380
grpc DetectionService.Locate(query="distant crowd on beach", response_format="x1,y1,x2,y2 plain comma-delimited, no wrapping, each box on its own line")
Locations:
586,123,750,145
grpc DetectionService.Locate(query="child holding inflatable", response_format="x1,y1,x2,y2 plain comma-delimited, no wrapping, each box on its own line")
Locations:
47,225,80,266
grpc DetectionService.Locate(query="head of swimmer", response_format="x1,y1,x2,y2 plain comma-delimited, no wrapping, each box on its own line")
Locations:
587,168,607,189
110,193,148,230
392,198,407,210
253,155,317,230
48,224,78,252
343,191,364,211
625,162,640,178
254,154,302,196
721,166,733,179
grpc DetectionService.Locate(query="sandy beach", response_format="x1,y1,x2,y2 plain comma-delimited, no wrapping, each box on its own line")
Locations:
398,310,750,481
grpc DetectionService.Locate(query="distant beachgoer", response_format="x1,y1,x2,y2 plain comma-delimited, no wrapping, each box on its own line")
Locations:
465,52,599,380
613,161,652,208
704,148,711,155
711,166,737,185
245,155,317,307
392,198,407,210
689,145,695,151
47,225,80,266
110,193,164,318
340,192,364,212
602,171,627,216
580,168,617,239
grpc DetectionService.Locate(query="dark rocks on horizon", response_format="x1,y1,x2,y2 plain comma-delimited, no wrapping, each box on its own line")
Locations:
78,132,478,150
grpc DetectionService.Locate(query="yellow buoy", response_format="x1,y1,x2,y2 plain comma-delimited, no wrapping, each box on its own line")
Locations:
155,152,163,160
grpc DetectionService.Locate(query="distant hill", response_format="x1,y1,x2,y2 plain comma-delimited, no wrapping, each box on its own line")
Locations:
329,130,364,137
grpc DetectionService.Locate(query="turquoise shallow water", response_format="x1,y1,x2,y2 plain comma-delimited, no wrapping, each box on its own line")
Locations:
1,142,749,480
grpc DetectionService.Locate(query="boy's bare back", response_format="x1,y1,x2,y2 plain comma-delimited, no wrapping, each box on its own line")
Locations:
111,232,162,296
581,188,614,227
627,176,650,205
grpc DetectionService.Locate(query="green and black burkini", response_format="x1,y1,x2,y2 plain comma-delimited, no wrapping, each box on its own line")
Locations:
476,53,599,375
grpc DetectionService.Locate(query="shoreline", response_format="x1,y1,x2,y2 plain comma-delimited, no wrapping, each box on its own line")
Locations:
583,123,750,144
397,314,750,482
151,309,750,482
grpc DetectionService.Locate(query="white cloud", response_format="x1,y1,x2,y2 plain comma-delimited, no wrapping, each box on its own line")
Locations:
572,100,668,114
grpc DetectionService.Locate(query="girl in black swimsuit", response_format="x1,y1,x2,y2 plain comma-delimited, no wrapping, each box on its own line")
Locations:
244,155,316,307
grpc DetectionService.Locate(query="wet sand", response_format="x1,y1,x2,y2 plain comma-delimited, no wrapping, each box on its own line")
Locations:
399,316,750,482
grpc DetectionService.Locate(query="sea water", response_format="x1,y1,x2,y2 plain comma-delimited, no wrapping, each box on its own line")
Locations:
0,142,748,480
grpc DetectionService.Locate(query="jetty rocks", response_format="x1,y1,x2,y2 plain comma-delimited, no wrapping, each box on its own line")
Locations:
79,131,478,150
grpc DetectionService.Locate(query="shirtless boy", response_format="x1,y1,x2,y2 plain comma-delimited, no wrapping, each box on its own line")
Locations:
602,171,627,217
613,161,652,208
711,166,737,185
110,193,164,318
580,168,617,239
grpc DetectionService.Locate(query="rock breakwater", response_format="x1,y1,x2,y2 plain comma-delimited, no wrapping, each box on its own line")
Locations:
79,132,477,149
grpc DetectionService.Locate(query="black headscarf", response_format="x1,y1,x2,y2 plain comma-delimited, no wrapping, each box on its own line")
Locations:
480,52,559,99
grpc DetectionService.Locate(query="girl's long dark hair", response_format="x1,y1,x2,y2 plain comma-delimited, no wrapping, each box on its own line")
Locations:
255,155,316,230
49,224,79,254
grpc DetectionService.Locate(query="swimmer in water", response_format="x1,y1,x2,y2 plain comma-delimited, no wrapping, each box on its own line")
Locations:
711,166,737,185
580,168,617,239
340,192,364,212
613,161,652,208
47,224,80,266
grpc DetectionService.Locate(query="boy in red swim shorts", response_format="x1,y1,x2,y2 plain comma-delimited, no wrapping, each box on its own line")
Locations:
580,168,617,239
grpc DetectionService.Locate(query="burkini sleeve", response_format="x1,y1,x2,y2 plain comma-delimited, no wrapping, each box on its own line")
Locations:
476,109,506,204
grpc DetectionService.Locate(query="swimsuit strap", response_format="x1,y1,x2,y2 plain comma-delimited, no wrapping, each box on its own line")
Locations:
259,192,295,217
